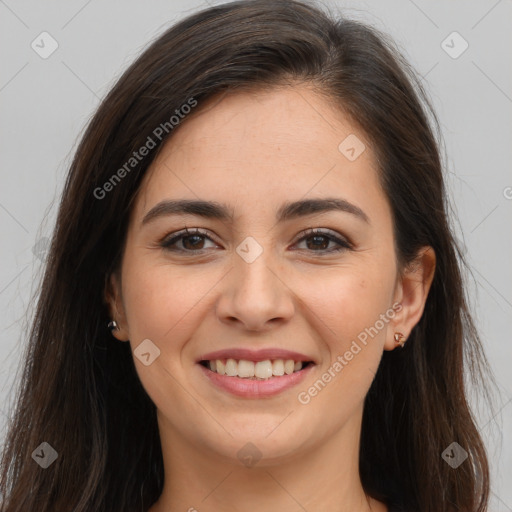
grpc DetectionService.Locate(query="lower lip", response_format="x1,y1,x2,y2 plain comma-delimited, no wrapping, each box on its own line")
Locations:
198,363,315,398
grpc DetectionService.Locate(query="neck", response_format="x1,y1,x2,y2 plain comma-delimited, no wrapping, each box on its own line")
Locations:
148,406,388,512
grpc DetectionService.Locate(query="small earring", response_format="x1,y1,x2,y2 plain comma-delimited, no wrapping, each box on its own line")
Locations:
108,319,129,342
108,320,119,331
394,332,406,348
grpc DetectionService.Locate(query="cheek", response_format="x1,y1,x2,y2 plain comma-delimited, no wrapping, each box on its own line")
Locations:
299,276,390,396
121,259,219,349
290,269,395,438
120,262,222,411
302,266,394,345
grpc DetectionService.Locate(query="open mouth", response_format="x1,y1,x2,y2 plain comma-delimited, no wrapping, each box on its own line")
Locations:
199,358,315,380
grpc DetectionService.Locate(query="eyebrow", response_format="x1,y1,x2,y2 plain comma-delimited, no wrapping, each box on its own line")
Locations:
141,197,370,226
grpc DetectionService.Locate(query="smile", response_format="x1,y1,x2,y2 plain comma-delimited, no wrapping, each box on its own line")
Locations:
197,359,315,398
200,358,312,379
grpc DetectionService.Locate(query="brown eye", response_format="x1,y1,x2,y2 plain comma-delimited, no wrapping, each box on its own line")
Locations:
181,234,206,250
160,228,218,253
160,227,351,255
294,228,351,253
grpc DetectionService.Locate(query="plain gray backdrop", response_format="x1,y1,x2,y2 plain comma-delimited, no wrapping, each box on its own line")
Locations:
1,0,511,509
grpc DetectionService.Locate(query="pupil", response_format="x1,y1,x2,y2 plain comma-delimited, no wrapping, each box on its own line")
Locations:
308,235,328,250
184,235,203,250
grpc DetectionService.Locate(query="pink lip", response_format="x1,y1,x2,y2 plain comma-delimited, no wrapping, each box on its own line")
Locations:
197,348,315,363
198,362,315,398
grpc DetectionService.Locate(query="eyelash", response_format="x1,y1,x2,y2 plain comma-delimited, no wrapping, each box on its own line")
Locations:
159,227,352,255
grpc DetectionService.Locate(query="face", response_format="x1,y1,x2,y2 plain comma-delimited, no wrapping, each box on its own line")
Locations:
108,84,429,466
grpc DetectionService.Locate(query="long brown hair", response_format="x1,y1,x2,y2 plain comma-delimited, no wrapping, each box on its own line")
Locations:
0,1,498,510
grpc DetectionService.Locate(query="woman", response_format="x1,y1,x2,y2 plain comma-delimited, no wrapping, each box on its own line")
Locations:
0,1,496,511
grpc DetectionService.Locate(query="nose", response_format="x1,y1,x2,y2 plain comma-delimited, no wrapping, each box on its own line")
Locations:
216,247,295,332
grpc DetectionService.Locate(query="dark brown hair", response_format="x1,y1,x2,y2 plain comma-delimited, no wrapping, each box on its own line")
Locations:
0,1,498,511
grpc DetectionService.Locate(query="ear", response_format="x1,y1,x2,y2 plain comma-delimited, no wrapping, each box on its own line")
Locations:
104,272,130,342
384,246,436,351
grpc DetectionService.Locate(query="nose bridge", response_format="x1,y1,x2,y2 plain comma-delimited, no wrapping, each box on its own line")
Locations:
233,235,279,304
216,234,294,329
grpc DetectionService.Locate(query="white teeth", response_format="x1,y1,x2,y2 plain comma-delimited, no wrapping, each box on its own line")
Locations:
216,359,225,375
272,359,284,376
225,358,238,376
255,360,273,379
238,360,255,378
284,360,295,375
206,358,308,379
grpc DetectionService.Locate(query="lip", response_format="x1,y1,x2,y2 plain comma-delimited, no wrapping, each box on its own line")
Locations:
196,348,315,364
198,361,315,398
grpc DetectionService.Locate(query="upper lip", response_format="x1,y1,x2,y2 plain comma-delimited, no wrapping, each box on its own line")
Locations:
197,348,316,364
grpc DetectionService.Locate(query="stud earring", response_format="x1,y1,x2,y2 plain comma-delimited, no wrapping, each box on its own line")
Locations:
108,320,119,331
394,332,407,348
108,319,129,342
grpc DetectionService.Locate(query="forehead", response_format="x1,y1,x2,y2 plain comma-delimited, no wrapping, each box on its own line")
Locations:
161,86,364,166
134,85,385,221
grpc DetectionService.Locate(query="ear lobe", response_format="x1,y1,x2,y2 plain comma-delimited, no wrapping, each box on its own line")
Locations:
384,246,436,351
104,272,130,342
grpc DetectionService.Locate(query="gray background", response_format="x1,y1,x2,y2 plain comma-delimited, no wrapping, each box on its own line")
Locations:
1,0,511,509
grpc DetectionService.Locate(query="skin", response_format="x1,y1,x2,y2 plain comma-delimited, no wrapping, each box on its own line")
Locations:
107,84,435,512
